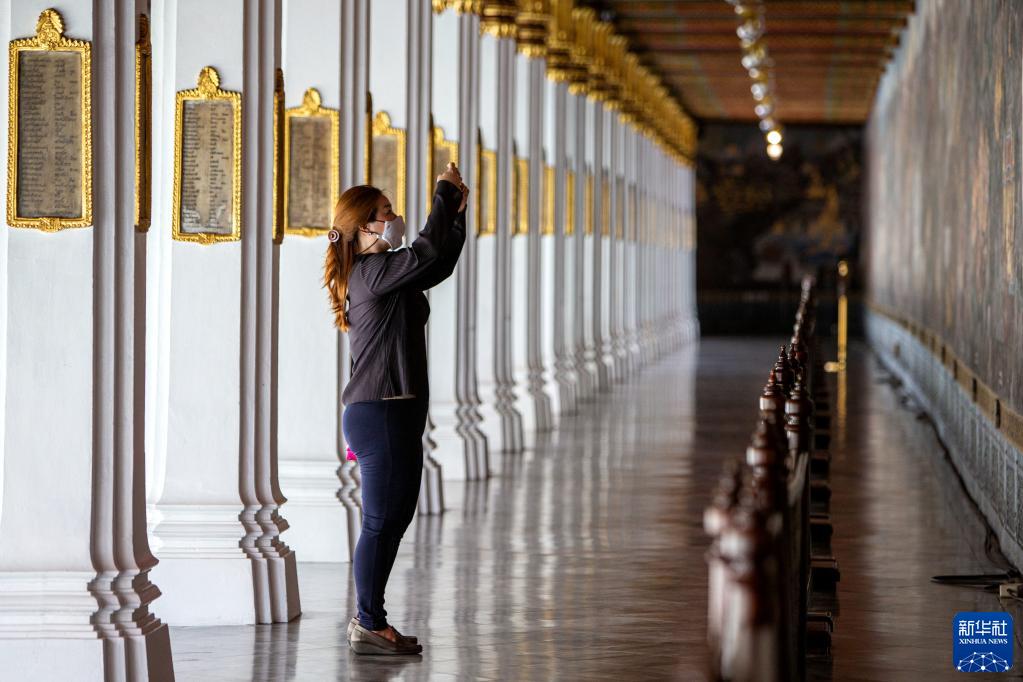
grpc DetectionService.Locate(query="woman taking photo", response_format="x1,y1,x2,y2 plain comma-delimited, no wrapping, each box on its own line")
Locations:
323,163,468,655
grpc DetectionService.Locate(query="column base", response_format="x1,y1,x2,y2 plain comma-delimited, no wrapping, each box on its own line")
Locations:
253,550,301,624
513,369,538,449
279,459,352,563
154,556,256,626
0,571,175,681
2,638,102,682
432,404,473,480
417,463,445,515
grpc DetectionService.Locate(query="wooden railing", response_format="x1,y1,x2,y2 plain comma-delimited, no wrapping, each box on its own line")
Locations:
705,277,840,682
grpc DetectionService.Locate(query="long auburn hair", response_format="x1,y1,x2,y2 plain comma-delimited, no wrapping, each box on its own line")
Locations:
323,185,384,331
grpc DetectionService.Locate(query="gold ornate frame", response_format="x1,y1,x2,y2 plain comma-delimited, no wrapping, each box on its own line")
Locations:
7,8,93,231
429,122,459,212
542,164,555,236
272,68,285,243
513,156,529,236
478,145,497,236
283,87,340,238
565,169,576,236
172,66,242,244
431,124,459,178
370,110,407,218
134,14,151,232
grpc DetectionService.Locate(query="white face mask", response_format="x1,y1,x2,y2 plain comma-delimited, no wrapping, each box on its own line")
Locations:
375,216,405,250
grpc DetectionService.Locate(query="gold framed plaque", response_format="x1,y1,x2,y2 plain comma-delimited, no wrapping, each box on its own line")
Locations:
370,110,406,218
542,164,555,236
272,68,285,244
283,87,339,238
7,8,93,231
513,156,528,236
172,66,242,244
431,124,459,181
565,169,575,236
600,176,610,237
583,171,593,236
478,144,497,236
135,14,152,232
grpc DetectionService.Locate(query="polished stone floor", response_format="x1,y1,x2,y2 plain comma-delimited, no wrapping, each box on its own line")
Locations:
170,339,1023,681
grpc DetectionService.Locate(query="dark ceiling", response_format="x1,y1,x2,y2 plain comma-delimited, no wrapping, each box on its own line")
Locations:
582,0,914,124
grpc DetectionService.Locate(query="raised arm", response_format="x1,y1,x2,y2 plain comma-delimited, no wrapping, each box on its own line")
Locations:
356,179,464,296
410,199,467,291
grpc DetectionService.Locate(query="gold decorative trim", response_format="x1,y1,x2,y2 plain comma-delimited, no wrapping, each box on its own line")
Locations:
429,122,459,212
172,66,242,244
478,147,497,236
363,92,372,184
272,68,285,244
7,8,93,231
370,110,407,218
432,124,459,169
283,87,340,238
542,164,555,236
868,301,1023,454
513,156,528,236
134,14,151,232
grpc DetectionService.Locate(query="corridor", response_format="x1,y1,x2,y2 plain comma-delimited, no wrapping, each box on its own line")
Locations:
169,339,1019,681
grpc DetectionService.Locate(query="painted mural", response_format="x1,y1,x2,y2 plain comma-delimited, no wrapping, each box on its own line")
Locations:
696,123,862,292
866,0,1023,413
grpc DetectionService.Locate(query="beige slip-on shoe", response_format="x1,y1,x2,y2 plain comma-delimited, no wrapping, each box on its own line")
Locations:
347,617,418,644
348,622,423,655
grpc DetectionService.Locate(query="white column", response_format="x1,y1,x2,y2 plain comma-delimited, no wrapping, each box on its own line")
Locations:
598,108,614,382
147,0,300,627
457,10,490,478
589,98,611,390
623,126,640,376
335,0,370,557
510,50,552,446
277,0,350,564
605,114,622,380
475,33,500,451
570,90,594,400
541,77,575,415
476,28,524,456
0,3,174,679
496,34,525,454
637,136,654,362
428,4,489,481
410,0,446,514
683,166,700,341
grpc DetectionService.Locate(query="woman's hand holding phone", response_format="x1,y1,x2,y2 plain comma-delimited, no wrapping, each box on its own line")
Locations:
438,162,469,213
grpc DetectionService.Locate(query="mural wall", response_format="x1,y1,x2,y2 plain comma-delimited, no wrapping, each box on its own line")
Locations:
866,0,1023,413
696,123,862,292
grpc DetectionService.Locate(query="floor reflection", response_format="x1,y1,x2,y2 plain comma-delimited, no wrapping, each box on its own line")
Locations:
169,339,1015,681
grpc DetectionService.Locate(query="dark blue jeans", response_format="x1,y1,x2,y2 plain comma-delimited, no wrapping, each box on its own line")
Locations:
342,396,427,631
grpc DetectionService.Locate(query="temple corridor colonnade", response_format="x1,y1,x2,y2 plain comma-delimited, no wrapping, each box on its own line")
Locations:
0,1,696,679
